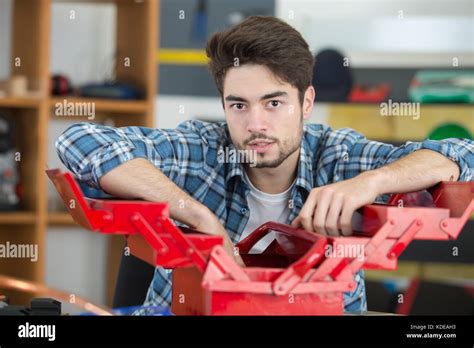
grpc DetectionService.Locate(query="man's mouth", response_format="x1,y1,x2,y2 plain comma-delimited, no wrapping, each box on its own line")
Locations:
247,140,275,153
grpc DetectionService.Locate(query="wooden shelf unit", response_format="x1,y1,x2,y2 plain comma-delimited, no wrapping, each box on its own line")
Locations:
0,97,42,108
47,212,75,225
0,0,158,307
0,212,37,224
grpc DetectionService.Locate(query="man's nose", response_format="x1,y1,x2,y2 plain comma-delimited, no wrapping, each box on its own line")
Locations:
246,106,268,133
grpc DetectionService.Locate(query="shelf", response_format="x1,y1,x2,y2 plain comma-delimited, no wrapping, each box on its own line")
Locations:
47,212,76,225
0,212,37,224
50,97,148,115
0,97,42,108
1,0,157,307
327,104,474,142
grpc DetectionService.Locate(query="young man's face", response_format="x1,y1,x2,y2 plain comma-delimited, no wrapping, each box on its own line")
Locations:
223,64,314,168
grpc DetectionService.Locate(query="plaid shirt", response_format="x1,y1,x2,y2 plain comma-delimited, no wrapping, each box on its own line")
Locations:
56,120,473,315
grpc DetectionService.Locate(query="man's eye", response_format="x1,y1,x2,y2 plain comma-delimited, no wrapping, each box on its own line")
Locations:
231,103,245,110
268,100,281,108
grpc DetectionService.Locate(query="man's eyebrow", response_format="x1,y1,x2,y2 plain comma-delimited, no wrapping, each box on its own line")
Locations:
260,91,288,100
225,95,248,102
224,91,288,103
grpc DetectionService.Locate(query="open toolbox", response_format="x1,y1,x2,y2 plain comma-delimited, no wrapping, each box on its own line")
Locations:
46,168,474,315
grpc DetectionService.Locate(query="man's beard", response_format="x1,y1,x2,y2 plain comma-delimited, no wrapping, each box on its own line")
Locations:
253,136,301,168
235,118,303,169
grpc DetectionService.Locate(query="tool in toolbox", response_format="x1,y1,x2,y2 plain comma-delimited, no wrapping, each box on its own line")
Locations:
46,168,474,315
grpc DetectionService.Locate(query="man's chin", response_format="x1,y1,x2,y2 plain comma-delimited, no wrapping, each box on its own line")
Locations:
253,156,285,169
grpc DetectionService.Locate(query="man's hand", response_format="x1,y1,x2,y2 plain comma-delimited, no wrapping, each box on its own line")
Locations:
291,148,462,237
291,171,382,236
193,211,245,266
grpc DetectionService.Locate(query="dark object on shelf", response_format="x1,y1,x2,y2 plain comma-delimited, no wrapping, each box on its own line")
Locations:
348,83,391,103
0,114,20,211
50,74,72,96
0,112,14,153
79,81,142,100
409,70,474,103
31,298,62,315
313,49,353,102
0,297,61,316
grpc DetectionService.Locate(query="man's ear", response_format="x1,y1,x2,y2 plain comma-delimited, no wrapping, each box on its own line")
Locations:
302,86,315,120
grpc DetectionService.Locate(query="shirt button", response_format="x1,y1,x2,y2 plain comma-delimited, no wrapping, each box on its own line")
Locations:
240,207,248,215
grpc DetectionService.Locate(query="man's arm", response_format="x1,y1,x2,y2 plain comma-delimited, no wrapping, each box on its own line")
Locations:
99,157,242,263
292,131,473,236
99,158,211,229
56,122,242,263
373,148,459,193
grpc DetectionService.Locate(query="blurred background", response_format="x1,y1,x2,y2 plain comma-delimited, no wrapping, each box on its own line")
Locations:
0,0,472,315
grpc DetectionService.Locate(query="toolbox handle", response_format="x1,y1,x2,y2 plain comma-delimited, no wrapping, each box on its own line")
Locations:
236,221,321,254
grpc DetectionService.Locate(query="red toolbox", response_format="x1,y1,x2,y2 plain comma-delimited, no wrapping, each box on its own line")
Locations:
47,168,474,315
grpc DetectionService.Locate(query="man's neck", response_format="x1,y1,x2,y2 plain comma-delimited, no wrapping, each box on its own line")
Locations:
244,148,300,194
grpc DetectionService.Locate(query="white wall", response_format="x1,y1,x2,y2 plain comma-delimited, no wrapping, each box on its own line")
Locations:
276,0,474,67
50,3,116,86
0,0,12,79
45,227,108,314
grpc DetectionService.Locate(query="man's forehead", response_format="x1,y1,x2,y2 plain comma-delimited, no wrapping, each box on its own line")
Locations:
225,64,285,83
224,69,295,99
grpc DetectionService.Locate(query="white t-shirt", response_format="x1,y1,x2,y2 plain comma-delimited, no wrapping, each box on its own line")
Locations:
239,170,295,253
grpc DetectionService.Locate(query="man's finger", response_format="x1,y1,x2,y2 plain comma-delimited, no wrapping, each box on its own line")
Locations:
291,216,301,228
340,200,356,236
325,193,344,236
312,189,331,236
294,189,319,232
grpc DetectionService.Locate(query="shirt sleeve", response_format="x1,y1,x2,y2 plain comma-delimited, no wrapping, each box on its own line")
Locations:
323,128,473,183
55,121,211,189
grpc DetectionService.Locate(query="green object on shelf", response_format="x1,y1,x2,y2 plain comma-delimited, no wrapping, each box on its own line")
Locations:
409,70,474,103
428,123,473,140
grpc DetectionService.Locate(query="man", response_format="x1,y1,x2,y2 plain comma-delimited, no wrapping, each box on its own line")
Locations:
56,16,473,314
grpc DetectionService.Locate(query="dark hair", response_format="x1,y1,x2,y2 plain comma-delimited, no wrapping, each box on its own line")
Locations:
206,16,315,105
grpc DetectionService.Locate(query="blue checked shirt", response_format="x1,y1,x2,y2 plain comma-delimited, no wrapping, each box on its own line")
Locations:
56,120,473,315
